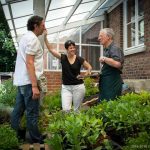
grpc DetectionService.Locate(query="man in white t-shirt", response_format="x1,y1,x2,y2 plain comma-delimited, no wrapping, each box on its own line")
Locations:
11,15,46,144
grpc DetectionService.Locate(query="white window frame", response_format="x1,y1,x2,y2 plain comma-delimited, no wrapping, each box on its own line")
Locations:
123,0,145,56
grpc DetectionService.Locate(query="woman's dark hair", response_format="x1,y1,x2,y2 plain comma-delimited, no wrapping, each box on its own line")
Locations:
64,40,75,49
27,15,43,31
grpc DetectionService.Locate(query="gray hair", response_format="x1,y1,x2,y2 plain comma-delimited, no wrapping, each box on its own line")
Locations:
101,28,115,40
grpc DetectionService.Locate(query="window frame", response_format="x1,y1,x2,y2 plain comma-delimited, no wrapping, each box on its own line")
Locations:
123,0,145,56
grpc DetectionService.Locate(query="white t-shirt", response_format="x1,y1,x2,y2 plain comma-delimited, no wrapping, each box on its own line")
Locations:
13,31,44,86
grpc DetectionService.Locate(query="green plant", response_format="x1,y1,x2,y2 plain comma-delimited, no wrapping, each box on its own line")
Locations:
0,103,13,123
46,111,105,150
84,77,99,98
45,92,150,149
0,23,16,72
0,124,19,150
0,79,17,107
46,111,67,150
42,91,61,113
123,132,150,150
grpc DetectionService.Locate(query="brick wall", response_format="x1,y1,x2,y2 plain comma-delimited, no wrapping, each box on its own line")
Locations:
123,0,150,79
44,71,62,92
107,3,123,48
107,1,150,79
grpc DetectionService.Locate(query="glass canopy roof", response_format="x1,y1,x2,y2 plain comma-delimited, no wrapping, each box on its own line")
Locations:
0,0,120,49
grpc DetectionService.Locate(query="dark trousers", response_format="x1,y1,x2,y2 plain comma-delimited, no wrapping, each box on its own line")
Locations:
11,84,43,143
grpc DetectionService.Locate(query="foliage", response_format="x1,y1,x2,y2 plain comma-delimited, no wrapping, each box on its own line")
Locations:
0,124,19,150
0,4,16,72
42,91,61,113
84,77,99,98
45,92,150,149
0,103,13,124
123,132,150,150
45,111,67,150
0,79,17,107
46,111,105,150
1,85,149,149
0,23,16,72
0,83,6,98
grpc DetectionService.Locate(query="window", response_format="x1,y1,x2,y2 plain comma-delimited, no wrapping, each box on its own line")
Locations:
47,22,102,71
123,0,145,55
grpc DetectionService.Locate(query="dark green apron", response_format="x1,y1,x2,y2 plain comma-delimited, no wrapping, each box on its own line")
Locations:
99,64,122,101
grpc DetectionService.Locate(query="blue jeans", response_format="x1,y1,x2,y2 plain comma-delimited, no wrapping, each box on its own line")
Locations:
11,84,43,143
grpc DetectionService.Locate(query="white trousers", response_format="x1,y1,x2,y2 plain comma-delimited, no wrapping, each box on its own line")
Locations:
61,83,85,111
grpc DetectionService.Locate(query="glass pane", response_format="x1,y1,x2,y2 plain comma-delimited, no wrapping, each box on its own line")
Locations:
82,0,97,3
12,37,17,43
8,20,13,30
127,23,135,48
14,16,32,28
46,7,72,21
2,5,11,19
48,43,58,70
59,28,80,43
49,0,76,10
1,0,6,4
138,19,144,44
48,53,58,70
68,12,88,23
74,1,98,14
47,33,58,43
46,18,65,28
138,0,144,17
10,30,15,37
82,46,100,70
82,22,101,45
11,0,33,18
127,0,135,23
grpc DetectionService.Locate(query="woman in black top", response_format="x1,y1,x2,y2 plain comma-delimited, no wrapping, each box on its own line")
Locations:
44,32,92,111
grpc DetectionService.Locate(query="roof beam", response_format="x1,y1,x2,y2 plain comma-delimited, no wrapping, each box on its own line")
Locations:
62,0,82,25
5,0,28,5
47,15,104,34
84,0,106,19
7,3,17,38
45,0,52,18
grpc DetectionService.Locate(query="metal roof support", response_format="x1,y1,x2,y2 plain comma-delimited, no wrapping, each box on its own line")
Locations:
33,0,45,18
84,0,106,19
62,0,82,26
45,0,52,18
47,15,104,34
33,0,45,48
6,2,17,38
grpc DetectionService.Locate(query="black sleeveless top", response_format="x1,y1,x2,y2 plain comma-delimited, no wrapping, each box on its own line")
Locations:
61,54,84,85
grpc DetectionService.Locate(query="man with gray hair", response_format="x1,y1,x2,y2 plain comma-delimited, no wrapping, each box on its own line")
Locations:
98,28,124,101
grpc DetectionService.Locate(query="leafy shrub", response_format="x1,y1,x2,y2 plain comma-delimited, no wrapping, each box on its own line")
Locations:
42,91,61,113
46,111,104,150
45,92,150,149
0,124,19,150
0,84,6,98
0,103,13,123
84,77,99,98
123,132,150,150
0,79,17,107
